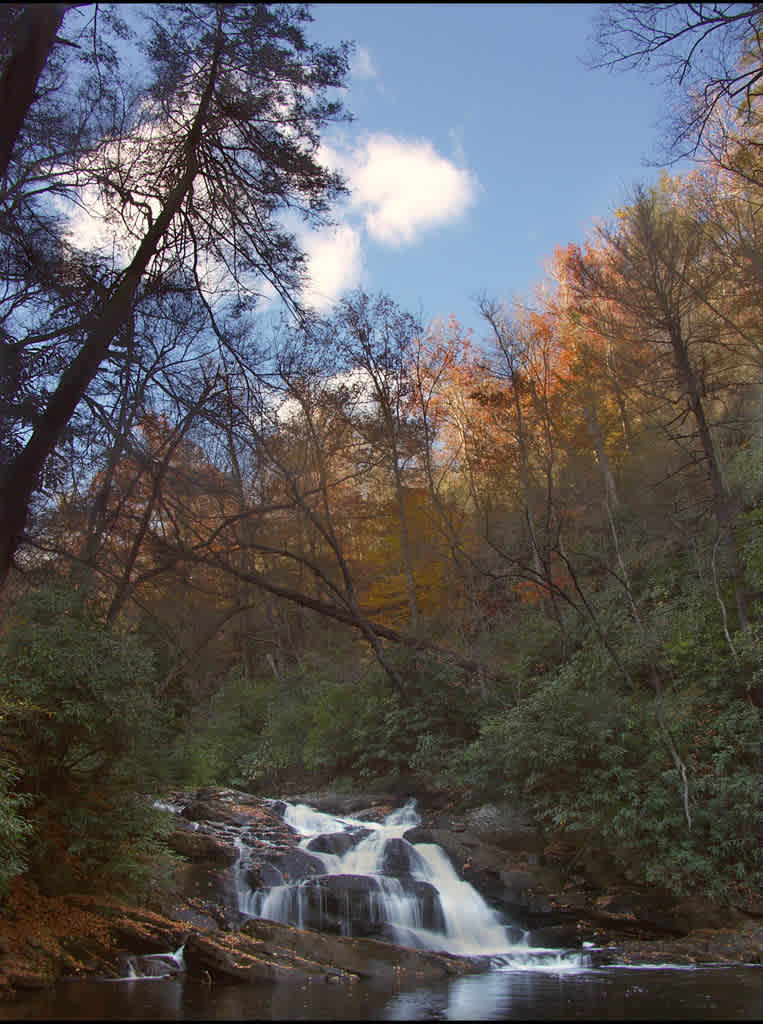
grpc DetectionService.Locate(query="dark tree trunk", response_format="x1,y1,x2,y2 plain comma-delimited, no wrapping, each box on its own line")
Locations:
668,319,749,628
0,3,71,186
0,26,224,589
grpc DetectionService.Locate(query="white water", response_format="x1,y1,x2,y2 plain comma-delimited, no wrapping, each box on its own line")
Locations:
121,944,186,981
235,799,587,970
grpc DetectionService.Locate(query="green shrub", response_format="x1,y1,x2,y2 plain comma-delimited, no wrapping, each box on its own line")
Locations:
0,758,33,894
459,599,761,900
0,584,171,892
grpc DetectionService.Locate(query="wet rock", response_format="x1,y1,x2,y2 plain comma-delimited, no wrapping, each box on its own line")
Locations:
167,827,238,864
261,848,326,883
305,831,364,857
292,873,445,938
245,861,283,888
403,826,435,845
291,793,395,816
120,952,182,978
528,923,581,948
183,929,356,984
378,837,426,878
167,905,221,932
612,923,763,966
181,800,248,826
104,909,188,956
239,917,483,980
353,805,396,823
401,879,446,933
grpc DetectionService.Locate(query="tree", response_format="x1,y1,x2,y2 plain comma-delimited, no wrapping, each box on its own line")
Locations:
326,292,425,630
0,3,73,187
0,3,351,590
0,583,168,892
572,183,750,629
589,3,763,159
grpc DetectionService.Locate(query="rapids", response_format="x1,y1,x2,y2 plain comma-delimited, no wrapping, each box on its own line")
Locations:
234,798,587,970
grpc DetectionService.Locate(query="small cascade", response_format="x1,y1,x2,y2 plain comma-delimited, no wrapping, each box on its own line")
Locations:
120,944,186,981
234,797,587,969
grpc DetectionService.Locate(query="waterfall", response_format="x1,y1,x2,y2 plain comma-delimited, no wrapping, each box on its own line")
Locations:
235,798,573,961
119,944,186,981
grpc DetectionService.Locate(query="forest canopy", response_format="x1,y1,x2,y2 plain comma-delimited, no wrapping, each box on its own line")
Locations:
0,3,760,906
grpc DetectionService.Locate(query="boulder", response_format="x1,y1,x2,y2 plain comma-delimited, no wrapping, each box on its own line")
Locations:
167,827,238,865
104,908,188,956
245,862,283,889
403,826,435,845
291,793,395,816
528,923,581,948
305,831,366,857
183,929,356,985
378,837,427,878
291,873,445,938
261,848,326,883
240,917,482,980
181,800,248,826
463,803,544,852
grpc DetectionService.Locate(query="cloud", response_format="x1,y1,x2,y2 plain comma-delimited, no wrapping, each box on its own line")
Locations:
339,134,478,247
297,134,478,311
299,223,364,312
351,45,378,81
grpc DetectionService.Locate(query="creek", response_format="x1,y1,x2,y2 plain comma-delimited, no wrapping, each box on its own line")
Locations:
2,797,761,1020
234,799,561,962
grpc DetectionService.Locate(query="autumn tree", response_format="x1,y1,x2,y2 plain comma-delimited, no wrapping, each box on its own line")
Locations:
572,182,751,629
324,292,426,631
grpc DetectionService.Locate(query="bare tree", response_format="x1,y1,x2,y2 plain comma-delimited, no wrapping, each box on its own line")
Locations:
0,3,351,590
589,3,763,158
0,3,73,187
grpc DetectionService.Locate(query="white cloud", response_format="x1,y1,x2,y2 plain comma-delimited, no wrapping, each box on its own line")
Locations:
296,133,478,311
351,46,378,81
299,223,364,312
338,134,478,247
273,366,378,424
60,103,477,317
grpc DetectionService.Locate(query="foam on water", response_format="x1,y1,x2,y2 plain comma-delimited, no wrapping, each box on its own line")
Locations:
239,799,586,970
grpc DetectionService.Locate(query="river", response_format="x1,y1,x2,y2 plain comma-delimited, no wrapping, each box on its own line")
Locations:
2,796,760,1019
2,963,761,1020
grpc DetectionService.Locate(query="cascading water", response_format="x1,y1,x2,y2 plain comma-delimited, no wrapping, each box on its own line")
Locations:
234,798,587,971
119,945,186,981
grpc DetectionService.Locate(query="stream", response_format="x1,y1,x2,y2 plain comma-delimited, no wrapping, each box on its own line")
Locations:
2,797,761,1020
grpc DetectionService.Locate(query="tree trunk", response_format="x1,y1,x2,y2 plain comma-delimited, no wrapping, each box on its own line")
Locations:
668,318,748,628
389,442,420,631
583,395,619,509
0,3,71,187
0,29,223,589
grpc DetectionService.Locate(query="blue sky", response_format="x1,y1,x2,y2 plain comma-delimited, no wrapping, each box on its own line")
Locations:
293,3,687,335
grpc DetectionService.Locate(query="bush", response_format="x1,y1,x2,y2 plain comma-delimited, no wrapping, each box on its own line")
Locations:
0,758,33,894
0,584,171,893
458,592,762,901
166,666,272,786
230,647,484,790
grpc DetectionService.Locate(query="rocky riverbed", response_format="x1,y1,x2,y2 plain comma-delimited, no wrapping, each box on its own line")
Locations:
0,786,760,1001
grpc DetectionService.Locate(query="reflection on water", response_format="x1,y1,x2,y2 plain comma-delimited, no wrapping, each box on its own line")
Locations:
2,966,761,1021
385,968,763,1021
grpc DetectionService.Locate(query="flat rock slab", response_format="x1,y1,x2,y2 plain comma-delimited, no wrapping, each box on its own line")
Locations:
183,917,485,985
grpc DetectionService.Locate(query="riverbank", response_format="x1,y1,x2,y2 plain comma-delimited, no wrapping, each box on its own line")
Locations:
0,787,760,1002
